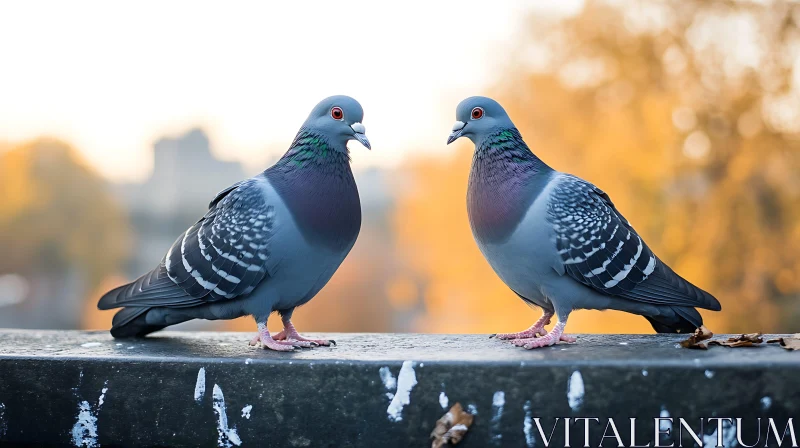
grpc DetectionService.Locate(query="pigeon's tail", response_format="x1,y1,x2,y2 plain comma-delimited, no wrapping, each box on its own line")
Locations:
98,264,205,338
644,306,703,334
98,264,200,311
110,307,168,338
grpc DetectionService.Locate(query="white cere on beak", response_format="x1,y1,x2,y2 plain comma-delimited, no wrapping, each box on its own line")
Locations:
351,122,366,134
452,121,466,132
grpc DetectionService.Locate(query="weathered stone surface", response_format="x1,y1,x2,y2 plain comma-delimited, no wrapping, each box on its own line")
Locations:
0,330,798,447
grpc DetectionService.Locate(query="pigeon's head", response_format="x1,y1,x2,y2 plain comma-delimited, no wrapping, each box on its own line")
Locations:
447,96,514,145
303,95,371,150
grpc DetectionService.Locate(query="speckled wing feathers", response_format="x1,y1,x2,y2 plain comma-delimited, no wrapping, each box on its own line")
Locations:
547,175,719,310
99,178,275,310
164,177,274,301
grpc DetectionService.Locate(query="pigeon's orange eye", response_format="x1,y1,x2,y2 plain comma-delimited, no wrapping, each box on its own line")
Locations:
331,107,344,120
471,107,484,120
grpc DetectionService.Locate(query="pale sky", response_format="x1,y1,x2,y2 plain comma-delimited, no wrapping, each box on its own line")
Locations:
0,1,583,181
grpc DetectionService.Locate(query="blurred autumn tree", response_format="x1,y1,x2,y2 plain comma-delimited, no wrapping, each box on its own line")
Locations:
0,139,130,328
395,0,800,334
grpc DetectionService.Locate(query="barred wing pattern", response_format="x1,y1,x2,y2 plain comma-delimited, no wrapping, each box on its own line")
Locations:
548,174,716,309
163,177,275,301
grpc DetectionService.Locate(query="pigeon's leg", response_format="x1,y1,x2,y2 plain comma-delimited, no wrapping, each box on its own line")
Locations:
248,321,310,351
272,311,334,347
492,311,553,340
511,320,576,349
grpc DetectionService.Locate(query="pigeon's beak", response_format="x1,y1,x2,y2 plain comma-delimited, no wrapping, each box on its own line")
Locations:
447,121,466,145
350,122,371,150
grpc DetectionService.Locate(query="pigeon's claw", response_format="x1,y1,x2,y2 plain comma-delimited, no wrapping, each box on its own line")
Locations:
260,339,295,351
279,319,334,347
274,339,315,348
285,334,333,347
249,332,296,351
510,321,575,349
494,311,553,340
558,333,577,343
249,322,297,351
271,329,319,346
495,327,546,340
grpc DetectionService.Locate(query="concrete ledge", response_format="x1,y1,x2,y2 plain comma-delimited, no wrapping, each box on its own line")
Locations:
0,330,798,447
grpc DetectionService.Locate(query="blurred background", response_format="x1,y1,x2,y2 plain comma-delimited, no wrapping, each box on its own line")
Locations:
1,0,798,335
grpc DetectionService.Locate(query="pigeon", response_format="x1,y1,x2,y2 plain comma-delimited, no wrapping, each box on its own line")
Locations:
447,96,721,348
98,95,371,351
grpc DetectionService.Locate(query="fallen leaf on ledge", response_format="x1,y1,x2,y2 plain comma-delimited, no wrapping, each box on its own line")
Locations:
767,334,800,351
709,333,763,348
679,326,714,350
431,402,474,448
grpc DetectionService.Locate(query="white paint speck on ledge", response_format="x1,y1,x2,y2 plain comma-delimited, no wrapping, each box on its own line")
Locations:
194,368,206,402
490,391,506,445
704,370,715,379
241,405,252,419
212,384,241,447
493,391,506,408
439,391,449,409
71,401,98,448
0,403,7,439
523,401,534,448
386,361,417,422
379,366,397,391
80,342,102,348
98,384,108,408
642,369,649,377
71,384,109,448
567,371,584,412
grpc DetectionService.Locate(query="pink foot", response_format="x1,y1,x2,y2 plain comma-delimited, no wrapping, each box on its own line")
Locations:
249,332,305,348
511,321,575,349
493,312,553,340
274,320,335,347
248,323,311,351
248,332,294,351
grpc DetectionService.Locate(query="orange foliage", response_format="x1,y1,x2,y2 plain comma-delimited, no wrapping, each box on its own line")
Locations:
0,139,130,287
392,0,800,334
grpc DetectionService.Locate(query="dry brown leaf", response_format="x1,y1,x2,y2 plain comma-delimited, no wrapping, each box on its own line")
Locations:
708,333,763,348
679,325,714,349
431,402,474,448
767,334,800,351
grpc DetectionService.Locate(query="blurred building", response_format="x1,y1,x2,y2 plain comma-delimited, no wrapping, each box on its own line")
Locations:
114,128,249,277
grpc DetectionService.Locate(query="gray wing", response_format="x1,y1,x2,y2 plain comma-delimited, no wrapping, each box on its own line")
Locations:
98,177,276,309
547,174,720,310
